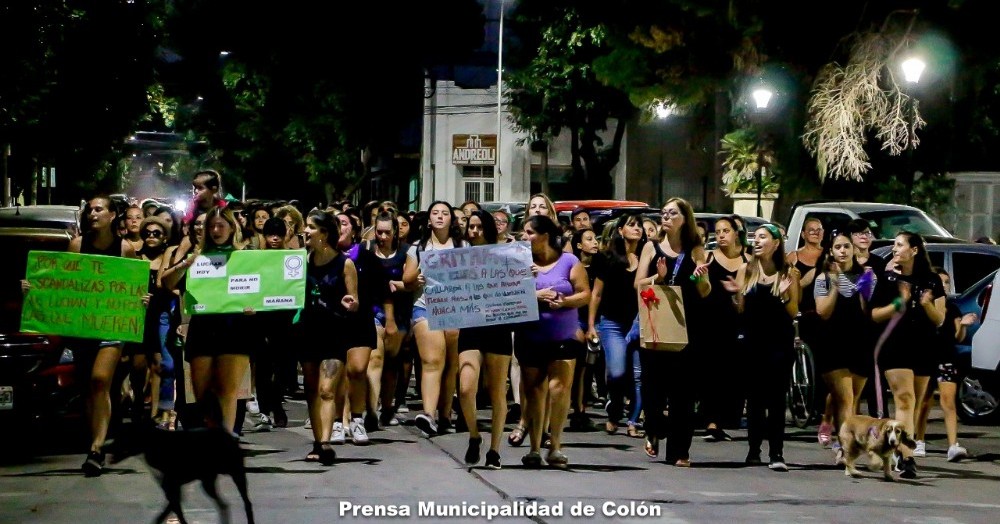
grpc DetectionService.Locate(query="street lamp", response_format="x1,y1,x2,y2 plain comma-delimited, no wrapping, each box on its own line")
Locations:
752,87,774,218
900,56,925,203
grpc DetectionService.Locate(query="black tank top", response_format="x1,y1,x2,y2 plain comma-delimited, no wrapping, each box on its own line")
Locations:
795,258,817,313
80,235,122,257
305,252,348,315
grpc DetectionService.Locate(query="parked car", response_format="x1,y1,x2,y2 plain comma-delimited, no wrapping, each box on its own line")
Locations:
785,201,955,253
555,200,658,233
871,241,1000,296
964,269,1000,423
0,205,83,431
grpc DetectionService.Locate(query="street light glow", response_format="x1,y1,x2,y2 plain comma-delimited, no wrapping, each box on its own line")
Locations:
752,88,773,110
901,57,926,83
174,199,188,212
654,101,675,119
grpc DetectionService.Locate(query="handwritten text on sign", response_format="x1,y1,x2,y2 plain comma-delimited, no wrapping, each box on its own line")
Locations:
421,242,538,330
20,251,150,342
184,249,306,314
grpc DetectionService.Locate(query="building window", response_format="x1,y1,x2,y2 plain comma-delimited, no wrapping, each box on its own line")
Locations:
463,166,495,203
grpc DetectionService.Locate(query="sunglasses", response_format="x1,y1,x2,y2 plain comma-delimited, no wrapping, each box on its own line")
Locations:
141,229,164,239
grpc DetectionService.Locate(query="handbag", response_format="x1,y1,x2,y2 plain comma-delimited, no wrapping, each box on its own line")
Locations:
636,253,689,351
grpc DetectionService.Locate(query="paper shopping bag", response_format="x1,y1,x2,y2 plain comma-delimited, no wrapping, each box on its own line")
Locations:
637,283,688,351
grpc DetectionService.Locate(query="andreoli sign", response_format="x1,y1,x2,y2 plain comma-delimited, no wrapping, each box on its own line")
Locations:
452,134,497,166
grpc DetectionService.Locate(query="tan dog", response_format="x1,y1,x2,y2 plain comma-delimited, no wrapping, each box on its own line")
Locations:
838,415,916,481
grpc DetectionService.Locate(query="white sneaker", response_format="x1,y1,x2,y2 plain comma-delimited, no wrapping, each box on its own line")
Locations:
947,443,968,462
396,405,410,414
331,421,346,445
246,398,261,415
251,413,272,432
304,418,312,430
913,440,926,457
350,417,370,445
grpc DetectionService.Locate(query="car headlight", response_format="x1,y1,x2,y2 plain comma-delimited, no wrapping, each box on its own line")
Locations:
58,348,74,364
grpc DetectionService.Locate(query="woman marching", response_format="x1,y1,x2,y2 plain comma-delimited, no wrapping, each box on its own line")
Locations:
517,215,590,468
813,229,877,459
699,216,748,442
869,231,946,479
366,210,417,428
406,201,466,436
297,210,362,465
723,224,800,471
634,198,711,467
587,214,646,438
457,210,514,469
166,207,256,437
23,195,138,476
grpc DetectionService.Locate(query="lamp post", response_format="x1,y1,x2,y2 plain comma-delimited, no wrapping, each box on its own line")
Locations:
752,88,773,218
655,101,675,207
901,56,925,204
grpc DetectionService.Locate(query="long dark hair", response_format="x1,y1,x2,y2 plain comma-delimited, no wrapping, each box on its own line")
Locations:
603,213,647,268
418,200,464,248
818,229,861,277
308,209,339,247
571,227,596,260
526,215,562,253
467,209,498,245
897,231,933,276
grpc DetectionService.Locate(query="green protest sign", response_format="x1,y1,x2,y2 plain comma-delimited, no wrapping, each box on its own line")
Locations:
20,251,150,342
184,249,306,314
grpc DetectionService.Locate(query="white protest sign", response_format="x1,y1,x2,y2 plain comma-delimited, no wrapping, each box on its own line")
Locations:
421,242,539,330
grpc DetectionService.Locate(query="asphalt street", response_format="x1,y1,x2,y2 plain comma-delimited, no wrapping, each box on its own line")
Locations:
2,395,999,524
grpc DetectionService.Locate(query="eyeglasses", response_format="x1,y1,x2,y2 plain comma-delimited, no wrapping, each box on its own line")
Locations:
852,231,874,238
806,228,824,234
141,229,164,239
495,219,508,225
662,210,681,218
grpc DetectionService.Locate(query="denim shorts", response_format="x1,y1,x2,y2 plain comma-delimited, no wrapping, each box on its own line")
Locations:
411,306,428,327
375,309,410,335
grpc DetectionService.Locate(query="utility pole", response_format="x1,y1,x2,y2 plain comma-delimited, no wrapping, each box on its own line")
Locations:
2,144,9,206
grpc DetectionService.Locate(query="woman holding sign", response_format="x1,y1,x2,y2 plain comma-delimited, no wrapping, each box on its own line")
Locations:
64,195,136,476
406,201,467,437
517,215,590,469
633,198,711,468
170,207,255,439
456,210,513,469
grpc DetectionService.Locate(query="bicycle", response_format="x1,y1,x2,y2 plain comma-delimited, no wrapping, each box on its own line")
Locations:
787,315,817,428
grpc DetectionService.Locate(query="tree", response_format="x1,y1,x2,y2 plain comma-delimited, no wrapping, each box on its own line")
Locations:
157,0,484,202
505,2,635,198
1,1,163,202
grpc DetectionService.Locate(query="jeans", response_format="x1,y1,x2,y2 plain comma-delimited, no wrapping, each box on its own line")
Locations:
598,316,641,425
156,310,176,411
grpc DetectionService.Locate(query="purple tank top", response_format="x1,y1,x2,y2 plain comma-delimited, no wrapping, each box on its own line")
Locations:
526,252,580,342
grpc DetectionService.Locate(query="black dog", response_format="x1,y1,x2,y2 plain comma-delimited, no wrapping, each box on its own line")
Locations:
144,422,254,524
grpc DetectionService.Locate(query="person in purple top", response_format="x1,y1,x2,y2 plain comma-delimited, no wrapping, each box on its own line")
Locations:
516,215,591,469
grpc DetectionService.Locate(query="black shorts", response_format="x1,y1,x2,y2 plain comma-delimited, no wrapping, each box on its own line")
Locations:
295,311,376,363
184,314,256,360
513,338,583,368
458,325,514,356
937,362,960,384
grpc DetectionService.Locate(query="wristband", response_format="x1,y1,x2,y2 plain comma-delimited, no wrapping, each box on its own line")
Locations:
892,297,903,311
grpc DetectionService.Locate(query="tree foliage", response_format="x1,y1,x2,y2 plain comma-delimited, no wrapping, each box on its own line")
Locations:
505,2,636,198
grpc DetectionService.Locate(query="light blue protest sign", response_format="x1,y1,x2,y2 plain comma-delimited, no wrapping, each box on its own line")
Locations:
421,242,539,330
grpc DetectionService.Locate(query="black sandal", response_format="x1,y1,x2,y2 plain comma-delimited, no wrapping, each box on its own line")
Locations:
318,443,336,466
306,442,322,462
